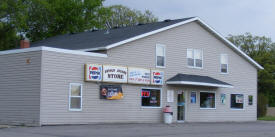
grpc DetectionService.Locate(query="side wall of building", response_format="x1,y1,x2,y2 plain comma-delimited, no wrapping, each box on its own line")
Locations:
0,51,42,126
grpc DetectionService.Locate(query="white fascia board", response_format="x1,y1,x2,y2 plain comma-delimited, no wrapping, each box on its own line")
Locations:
166,81,234,88
0,46,107,58
195,17,264,70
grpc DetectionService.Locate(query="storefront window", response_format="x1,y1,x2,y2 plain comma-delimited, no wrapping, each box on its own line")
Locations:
141,88,161,107
248,95,253,105
69,83,82,111
200,92,215,108
231,94,244,109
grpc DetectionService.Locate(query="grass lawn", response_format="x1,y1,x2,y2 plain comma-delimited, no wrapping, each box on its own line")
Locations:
258,116,275,121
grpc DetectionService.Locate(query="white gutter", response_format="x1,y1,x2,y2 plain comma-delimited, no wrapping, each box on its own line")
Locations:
166,81,234,88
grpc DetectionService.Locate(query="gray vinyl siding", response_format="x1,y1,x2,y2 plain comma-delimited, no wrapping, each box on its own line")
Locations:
0,51,41,126
40,21,257,125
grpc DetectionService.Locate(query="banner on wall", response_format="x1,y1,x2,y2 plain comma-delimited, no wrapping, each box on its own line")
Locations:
85,64,102,81
100,85,123,100
151,70,164,85
103,65,128,83
128,67,150,84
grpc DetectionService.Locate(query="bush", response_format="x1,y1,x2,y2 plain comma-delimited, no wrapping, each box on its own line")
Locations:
258,93,268,117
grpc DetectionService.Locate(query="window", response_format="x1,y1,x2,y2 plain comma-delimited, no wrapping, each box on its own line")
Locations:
69,83,82,111
187,49,203,68
248,95,253,105
156,44,165,67
200,92,215,108
141,88,161,107
231,94,244,109
220,54,228,73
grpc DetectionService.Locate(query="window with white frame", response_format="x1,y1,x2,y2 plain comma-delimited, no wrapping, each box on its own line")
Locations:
187,49,203,68
220,54,228,73
156,44,165,67
231,94,244,109
200,92,215,108
69,83,82,111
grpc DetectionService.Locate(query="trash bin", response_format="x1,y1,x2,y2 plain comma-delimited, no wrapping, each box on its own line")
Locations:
163,105,173,124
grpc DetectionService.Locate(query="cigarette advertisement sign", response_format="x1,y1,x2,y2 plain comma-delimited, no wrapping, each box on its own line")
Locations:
100,85,123,100
128,67,150,84
151,70,164,85
85,64,102,81
103,65,128,83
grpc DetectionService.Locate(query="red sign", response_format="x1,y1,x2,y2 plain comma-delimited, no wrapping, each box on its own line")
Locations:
141,91,150,97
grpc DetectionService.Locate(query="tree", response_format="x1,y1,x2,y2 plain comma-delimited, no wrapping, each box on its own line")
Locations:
228,33,275,107
103,5,158,28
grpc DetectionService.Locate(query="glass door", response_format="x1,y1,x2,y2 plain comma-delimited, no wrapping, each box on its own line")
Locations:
177,92,185,121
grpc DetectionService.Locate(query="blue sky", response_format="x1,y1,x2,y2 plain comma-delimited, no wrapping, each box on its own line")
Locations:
104,0,275,40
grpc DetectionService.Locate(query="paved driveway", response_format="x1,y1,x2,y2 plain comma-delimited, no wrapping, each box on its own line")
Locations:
0,121,275,137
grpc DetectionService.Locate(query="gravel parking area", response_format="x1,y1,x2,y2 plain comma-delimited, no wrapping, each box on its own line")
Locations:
0,121,275,137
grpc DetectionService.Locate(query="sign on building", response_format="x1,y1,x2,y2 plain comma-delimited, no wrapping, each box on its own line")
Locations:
128,67,150,85
103,65,128,83
151,70,164,85
85,64,102,82
100,85,123,100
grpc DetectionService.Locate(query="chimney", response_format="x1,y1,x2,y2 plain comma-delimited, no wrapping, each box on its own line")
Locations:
20,39,30,49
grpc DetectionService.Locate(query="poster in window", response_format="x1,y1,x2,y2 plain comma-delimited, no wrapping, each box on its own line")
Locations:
167,90,174,103
236,94,244,103
85,64,102,82
100,85,123,100
191,92,196,103
151,70,164,85
128,67,150,85
103,65,128,83
220,93,226,104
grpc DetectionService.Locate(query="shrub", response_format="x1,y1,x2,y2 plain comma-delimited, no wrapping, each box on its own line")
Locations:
258,93,268,117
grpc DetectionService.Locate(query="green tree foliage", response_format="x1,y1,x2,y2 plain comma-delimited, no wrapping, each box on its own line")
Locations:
103,5,158,28
228,33,275,107
258,93,268,117
0,23,20,51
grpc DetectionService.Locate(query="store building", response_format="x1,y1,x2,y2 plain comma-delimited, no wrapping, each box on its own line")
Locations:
0,17,263,126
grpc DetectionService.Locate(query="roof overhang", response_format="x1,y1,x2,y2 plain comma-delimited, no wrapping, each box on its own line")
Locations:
166,81,233,88
80,17,263,70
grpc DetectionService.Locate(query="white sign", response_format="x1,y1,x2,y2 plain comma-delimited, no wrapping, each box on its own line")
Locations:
128,67,150,84
103,65,128,83
151,70,164,85
236,94,244,103
167,90,174,103
85,64,102,82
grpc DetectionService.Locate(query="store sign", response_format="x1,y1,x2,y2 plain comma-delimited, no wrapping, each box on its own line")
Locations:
236,94,244,103
100,85,123,100
103,65,127,83
128,67,150,84
141,90,150,97
151,70,164,85
85,64,102,81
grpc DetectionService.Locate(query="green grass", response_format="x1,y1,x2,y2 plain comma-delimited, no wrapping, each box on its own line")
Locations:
258,116,275,121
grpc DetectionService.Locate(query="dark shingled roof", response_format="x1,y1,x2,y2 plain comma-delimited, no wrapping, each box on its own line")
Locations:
166,73,232,87
31,17,194,50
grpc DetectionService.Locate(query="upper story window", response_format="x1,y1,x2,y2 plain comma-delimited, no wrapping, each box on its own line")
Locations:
220,54,228,73
156,44,166,67
187,49,203,68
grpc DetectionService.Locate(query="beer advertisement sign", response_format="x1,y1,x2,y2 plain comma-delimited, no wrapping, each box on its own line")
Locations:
85,64,102,81
100,85,123,100
151,70,164,85
128,67,150,85
103,65,128,83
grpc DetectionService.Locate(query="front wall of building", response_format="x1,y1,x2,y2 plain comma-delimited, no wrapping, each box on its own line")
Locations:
40,21,257,125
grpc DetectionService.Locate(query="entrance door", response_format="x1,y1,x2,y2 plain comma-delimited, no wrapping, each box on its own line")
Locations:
177,92,185,121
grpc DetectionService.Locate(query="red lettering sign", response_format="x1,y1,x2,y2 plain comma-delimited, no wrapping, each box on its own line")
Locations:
142,91,150,97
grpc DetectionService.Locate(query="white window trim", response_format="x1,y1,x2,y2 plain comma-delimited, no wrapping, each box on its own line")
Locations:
69,83,83,111
220,54,229,74
187,49,203,69
199,91,216,109
230,93,245,110
141,87,162,108
156,44,166,68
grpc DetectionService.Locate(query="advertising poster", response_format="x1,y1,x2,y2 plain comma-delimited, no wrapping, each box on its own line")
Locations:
236,94,244,103
100,85,123,100
220,93,226,104
103,65,128,83
167,90,174,103
191,92,196,103
128,67,150,85
151,70,164,85
85,64,102,82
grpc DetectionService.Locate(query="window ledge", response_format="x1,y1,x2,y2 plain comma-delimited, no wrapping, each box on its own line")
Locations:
187,66,203,69
141,106,162,109
69,109,82,111
230,108,244,110
156,66,166,69
200,108,216,110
